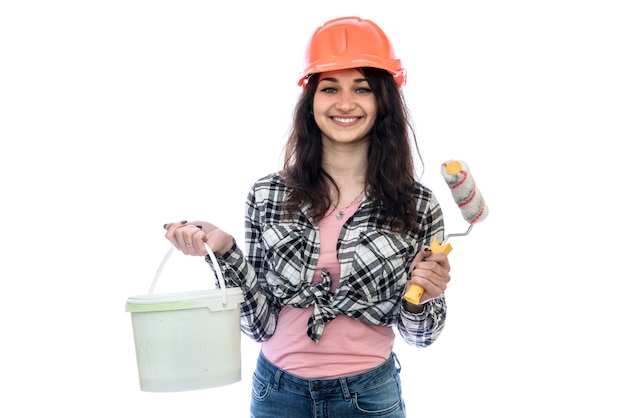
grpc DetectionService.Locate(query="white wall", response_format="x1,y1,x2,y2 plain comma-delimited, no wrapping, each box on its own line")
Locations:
1,1,624,416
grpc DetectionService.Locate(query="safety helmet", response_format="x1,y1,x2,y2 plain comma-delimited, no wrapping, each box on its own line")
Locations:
297,16,406,88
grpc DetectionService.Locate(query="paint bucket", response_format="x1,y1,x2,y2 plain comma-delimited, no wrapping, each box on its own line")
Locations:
125,244,244,392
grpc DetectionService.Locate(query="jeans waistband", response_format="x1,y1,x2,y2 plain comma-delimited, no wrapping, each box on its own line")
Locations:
255,352,401,399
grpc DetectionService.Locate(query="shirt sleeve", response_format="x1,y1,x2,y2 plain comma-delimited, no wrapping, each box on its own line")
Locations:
395,189,448,347
397,295,447,347
206,187,282,342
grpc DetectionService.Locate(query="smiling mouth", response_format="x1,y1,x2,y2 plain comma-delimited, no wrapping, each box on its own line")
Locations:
332,116,360,124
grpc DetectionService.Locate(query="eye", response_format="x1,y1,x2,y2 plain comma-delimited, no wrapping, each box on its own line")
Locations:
355,87,372,94
320,87,337,93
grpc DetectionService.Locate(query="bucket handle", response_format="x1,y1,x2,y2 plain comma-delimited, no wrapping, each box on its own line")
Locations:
148,243,229,305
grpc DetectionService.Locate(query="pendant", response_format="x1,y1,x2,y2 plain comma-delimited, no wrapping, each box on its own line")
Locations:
336,211,344,220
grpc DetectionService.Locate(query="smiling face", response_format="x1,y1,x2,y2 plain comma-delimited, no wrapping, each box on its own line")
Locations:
312,68,377,146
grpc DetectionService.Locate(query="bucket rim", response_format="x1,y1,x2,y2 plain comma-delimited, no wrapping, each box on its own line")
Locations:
126,287,243,304
125,287,243,313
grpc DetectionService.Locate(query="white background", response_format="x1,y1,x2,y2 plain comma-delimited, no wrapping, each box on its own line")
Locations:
1,1,625,416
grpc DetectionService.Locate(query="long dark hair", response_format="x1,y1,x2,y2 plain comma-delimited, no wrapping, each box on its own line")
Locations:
282,67,423,234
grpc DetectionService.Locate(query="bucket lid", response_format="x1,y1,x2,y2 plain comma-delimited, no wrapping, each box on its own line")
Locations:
126,287,243,313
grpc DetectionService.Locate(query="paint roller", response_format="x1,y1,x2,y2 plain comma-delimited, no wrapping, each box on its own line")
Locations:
404,159,489,306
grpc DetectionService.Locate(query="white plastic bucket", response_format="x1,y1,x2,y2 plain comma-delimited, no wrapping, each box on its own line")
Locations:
126,244,244,392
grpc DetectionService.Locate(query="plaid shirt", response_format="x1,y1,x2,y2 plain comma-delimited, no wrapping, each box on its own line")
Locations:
215,172,447,346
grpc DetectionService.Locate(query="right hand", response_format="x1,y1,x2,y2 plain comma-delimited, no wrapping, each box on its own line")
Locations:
406,246,451,304
163,220,233,257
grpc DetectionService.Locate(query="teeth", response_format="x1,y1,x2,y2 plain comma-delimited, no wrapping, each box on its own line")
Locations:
334,117,358,123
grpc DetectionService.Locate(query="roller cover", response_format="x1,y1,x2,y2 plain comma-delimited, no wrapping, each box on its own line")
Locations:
441,160,488,224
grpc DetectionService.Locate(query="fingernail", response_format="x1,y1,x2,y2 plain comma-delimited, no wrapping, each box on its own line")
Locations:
163,223,168,229
180,220,187,224
424,247,431,252
196,225,202,229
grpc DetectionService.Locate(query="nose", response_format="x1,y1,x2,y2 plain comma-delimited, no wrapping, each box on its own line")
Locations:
335,90,356,112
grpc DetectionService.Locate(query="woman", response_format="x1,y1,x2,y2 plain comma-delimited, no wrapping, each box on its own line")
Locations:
165,16,451,418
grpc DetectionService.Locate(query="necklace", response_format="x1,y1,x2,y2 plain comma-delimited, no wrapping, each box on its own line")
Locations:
334,190,364,220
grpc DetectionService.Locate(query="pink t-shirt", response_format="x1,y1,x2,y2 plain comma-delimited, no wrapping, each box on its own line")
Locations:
261,199,395,379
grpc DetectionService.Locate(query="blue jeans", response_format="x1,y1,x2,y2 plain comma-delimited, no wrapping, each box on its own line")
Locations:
250,352,406,418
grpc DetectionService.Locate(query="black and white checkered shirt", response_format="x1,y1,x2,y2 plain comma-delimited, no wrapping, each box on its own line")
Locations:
216,172,447,346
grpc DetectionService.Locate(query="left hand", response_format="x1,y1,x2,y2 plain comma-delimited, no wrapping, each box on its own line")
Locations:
406,246,451,303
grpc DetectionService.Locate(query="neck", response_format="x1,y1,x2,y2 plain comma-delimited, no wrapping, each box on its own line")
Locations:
321,138,368,208
322,144,367,185
325,167,366,209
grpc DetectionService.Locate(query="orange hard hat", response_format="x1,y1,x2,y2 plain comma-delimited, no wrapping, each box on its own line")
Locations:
298,16,406,87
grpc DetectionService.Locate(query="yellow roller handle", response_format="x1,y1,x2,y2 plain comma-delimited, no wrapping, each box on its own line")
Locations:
403,237,453,306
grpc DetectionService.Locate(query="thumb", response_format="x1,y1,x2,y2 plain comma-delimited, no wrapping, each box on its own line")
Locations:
410,246,432,270
420,246,433,258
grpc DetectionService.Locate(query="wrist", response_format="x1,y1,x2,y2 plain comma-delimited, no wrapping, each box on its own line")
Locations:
212,235,234,257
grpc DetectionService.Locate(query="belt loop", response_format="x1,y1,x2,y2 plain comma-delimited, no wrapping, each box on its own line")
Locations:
392,352,402,373
339,377,350,401
272,368,283,390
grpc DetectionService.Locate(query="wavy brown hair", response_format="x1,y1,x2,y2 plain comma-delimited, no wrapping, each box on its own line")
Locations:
282,67,423,234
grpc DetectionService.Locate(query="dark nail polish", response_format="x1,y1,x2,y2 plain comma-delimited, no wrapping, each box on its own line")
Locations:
424,248,431,252
196,225,202,229
180,220,187,224
163,223,168,229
